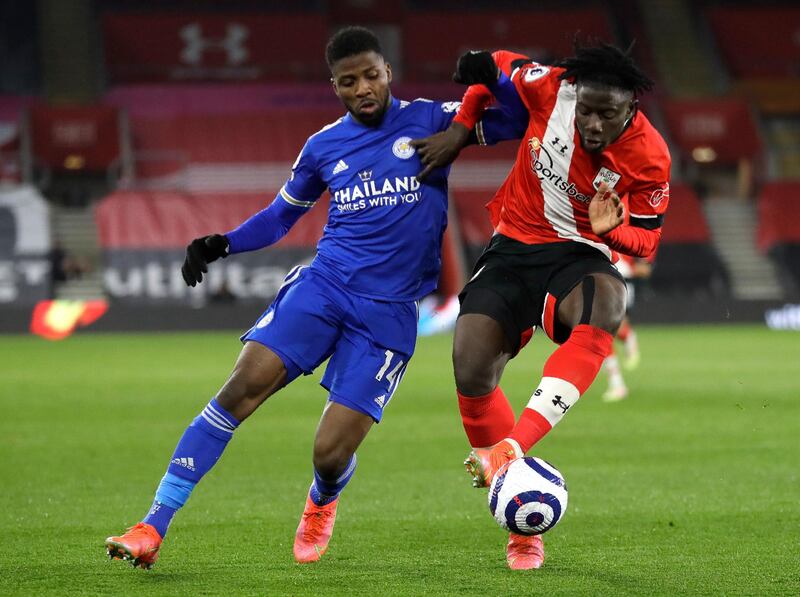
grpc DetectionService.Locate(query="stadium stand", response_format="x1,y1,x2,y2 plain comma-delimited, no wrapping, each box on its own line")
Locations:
402,8,614,81
757,182,800,297
649,183,730,297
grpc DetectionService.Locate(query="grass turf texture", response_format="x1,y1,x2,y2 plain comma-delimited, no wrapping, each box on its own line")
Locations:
1,325,798,596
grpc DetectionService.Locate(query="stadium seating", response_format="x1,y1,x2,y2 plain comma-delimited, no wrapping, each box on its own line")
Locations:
757,182,800,296
402,8,613,81
648,183,730,296
706,7,799,79
662,98,762,166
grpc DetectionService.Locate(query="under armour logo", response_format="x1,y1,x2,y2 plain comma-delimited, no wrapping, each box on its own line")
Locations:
180,23,249,66
552,395,570,414
551,137,569,156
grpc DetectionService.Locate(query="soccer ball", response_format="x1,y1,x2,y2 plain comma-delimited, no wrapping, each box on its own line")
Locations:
488,456,568,536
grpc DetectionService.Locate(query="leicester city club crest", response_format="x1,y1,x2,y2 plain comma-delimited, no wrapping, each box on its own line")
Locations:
392,136,415,159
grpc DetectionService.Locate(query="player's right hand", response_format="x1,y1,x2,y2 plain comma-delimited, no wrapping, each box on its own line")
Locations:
181,234,229,287
588,182,625,236
410,122,471,181
452,50,498,86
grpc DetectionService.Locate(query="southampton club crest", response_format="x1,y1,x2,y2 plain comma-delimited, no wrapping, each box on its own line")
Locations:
392,136,415,159
592,167,622,190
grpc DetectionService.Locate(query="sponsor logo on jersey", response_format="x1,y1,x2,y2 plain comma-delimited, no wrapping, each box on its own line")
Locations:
332,175,421,212
593,167,622,190
528,136,592,204
332,159,349,175
522,65,550,83
392,136,416,159
649,182,669,207
256,310,274,328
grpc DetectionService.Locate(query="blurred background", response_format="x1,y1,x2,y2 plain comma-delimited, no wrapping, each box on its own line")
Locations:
1,0,799,335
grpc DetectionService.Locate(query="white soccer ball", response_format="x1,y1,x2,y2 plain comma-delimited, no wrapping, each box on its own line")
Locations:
488,456,569,536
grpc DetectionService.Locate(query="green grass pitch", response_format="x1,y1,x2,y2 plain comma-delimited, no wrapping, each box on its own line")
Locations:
1,325,798,595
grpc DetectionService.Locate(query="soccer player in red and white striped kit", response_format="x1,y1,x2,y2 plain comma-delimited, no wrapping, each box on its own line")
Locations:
412,43,671,570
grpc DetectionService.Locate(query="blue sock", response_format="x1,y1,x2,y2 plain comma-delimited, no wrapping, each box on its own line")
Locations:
143,399,240,538
309,454,357,506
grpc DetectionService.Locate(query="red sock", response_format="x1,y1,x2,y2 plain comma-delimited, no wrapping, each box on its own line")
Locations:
457,386,515,448
510,325,613,452
617,320,631,342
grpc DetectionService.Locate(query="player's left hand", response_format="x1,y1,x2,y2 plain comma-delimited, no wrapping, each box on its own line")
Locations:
452,50,498,86
410,123,471,181
589,182,625,236
181,234,229,287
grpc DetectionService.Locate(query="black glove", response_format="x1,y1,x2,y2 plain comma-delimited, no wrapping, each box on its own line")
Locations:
452,50,498,86
181,234,229,287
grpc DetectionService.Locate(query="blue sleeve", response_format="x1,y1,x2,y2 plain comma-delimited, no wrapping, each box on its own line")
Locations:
489,72,528,127
473,74,529,145
431,100,463,132
225,139,325,254
474,107,528,145
225,192,306,254
283,139,327,207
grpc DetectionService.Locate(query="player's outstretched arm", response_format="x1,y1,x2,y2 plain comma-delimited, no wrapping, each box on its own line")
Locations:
182,234,229,287
181,192,309,287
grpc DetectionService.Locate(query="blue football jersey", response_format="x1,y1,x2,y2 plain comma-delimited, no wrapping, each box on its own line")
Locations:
279,97,461,301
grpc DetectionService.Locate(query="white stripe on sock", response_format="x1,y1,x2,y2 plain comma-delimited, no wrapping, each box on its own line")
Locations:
200,411,234,434
203,405,235,430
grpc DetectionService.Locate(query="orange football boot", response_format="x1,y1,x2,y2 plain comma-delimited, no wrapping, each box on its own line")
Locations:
105,522,162,569
464,439,522,488
506,533,545,570
293,496,338,563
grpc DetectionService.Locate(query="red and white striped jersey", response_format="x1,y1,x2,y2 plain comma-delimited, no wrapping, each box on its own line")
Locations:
455,55,671,259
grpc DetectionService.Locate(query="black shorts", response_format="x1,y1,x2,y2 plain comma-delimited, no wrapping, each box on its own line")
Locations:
458,235,624,351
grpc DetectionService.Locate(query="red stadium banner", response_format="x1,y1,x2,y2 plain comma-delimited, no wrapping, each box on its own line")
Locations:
707,7,800,78
29,104,120,173
403,10,613,81
662,98,762,164
102,13,328,82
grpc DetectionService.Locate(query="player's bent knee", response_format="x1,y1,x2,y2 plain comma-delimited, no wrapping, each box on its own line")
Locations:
453,357,500,397
452,338,506,396
589,274,627,334
312,443,352,480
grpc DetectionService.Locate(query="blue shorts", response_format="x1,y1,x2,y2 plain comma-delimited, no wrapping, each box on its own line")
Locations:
241,266,418,422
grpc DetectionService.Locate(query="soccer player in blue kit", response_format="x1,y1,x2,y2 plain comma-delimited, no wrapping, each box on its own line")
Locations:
104,26,501,569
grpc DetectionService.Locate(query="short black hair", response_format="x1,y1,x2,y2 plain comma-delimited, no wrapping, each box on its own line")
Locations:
325,26,383,67
555,42,654,96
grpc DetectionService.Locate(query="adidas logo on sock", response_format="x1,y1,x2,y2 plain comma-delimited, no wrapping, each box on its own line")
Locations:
171,457,196,471
332,159,349,175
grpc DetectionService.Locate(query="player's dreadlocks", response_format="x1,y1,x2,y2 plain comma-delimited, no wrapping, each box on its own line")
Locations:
325,26,383,67
555,42,654,96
